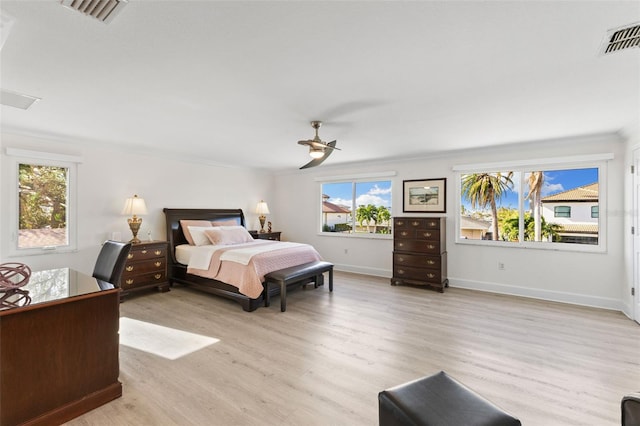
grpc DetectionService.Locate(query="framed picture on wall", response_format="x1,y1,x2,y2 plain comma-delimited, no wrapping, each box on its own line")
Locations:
403,178,447,213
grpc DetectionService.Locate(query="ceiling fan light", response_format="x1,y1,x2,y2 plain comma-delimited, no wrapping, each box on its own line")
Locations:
309,147,325,159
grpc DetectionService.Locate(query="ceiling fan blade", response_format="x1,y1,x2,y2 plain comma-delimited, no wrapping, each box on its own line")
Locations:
324,140,340,151
300,145,335,169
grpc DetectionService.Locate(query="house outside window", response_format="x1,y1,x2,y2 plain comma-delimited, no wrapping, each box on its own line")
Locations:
591,206,599,218
320,179,392,236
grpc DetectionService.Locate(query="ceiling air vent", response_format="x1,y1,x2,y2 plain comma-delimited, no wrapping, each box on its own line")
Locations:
60,0,128,24
601,22,640,54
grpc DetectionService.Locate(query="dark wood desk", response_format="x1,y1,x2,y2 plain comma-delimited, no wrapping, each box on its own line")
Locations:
0,268,121,426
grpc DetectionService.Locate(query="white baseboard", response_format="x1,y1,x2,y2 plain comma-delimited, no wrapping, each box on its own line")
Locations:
333,263,390,278
449,277,623,312
331,265,624,312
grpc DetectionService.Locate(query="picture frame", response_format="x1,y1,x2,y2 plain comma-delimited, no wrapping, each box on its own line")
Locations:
403,178,447,213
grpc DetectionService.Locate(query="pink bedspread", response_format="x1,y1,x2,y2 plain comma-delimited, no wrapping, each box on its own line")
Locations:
186,242,323,298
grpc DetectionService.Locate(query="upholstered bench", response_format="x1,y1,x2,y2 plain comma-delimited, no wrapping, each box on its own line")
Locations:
379,371,521,426
264,261,333,312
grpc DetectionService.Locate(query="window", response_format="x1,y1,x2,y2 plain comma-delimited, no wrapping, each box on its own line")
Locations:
7,149,78,255
554,206,571,218
320,178,392,236
455,155,609,252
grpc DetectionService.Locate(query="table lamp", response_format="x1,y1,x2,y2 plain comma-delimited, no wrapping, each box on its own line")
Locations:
256,200,270,233
122,194,147,243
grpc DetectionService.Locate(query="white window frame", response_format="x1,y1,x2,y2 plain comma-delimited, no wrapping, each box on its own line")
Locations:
6,148,80,256
453,153,611,253
314,171,396,240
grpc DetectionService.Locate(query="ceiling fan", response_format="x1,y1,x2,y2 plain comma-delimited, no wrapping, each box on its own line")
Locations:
297,121,341,169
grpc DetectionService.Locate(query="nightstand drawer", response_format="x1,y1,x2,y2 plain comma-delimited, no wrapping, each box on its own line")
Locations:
122,271,167,288
127,246,166,262
122,259,165,277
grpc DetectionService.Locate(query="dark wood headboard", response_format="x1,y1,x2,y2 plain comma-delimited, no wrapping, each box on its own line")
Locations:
163,208,246,264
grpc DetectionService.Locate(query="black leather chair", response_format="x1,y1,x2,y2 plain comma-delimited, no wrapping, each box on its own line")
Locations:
622,392,640,426
92,240,132,287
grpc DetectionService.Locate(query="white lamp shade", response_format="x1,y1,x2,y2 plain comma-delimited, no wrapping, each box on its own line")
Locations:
122,195,148,216
256,201,270,215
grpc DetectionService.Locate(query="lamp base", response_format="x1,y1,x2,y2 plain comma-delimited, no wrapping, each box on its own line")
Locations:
128,217,143,244
259,215,266,233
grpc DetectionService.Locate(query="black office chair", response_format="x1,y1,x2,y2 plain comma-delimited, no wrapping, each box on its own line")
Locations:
92,240,132,287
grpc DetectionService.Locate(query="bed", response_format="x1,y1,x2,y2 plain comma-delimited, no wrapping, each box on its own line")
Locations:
163,208,323,311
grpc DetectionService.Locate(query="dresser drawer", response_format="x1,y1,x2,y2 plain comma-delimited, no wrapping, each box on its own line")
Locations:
122,271,167,288
394,218,442,230
395,228,441,241
394,239,441,254
393,253,441,270
392,265,443,284
127,245,166,262
122,259,166,277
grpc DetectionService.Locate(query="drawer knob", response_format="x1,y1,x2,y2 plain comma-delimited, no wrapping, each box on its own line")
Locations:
127,253,134,259
423,232,432,237
154,274,162,280
141,250,148,254
396,220,405,226
427,273,435,279
397,257,405,262
126,266,134,272
398,242,404,247
125,279,134,285
401,231,408,236
154,261,162,267
154,250,162,255
411,221,420,227
427,260,435,265
427,244,435,249
397,269,405,275
428,221,436,227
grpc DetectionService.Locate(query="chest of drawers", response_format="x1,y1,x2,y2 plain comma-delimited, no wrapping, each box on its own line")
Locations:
391,217,448,292
120,240,170,299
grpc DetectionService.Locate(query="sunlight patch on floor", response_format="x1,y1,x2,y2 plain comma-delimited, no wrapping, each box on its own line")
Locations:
120,317,219,360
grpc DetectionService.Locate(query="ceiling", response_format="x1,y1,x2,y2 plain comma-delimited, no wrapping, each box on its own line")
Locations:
1,1,639,171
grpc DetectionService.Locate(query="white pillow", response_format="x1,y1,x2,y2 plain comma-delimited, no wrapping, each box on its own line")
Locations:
187,226,214,246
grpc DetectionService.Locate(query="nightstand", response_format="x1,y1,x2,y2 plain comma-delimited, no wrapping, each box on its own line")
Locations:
249,230,281,241
120,240,170,299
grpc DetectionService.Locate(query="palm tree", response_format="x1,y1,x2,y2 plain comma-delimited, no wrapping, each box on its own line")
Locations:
527,171,544,241
461,172,514,240
356,204,377,232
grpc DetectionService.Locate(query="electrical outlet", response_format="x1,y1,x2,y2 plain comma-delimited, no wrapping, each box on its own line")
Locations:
498,262,505,270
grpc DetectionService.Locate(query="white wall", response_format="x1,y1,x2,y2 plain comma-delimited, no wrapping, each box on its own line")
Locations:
0,133,274,276
274,133,627,311
2,130,631,313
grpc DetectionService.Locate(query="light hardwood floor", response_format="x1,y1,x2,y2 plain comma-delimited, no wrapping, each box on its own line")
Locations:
67,272,640,425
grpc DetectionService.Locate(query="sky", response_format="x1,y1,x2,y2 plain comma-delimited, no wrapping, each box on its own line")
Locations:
322,180,392,210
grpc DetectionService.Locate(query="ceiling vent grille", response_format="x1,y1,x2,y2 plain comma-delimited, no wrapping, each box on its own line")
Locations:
601,22,640,54
60,0,128,24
